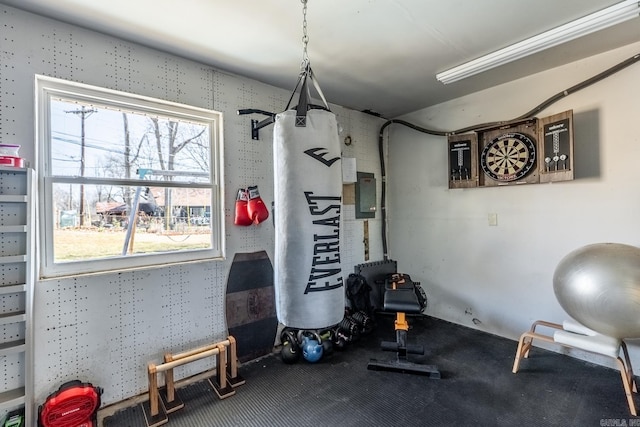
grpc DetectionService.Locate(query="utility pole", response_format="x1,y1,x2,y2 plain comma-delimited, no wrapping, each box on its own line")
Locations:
65,106,97,226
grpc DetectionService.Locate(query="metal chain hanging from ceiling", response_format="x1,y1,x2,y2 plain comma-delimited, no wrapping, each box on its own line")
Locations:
300,0,309,70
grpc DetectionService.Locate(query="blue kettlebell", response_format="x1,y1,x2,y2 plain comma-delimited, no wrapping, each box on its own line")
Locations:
301,333,323,363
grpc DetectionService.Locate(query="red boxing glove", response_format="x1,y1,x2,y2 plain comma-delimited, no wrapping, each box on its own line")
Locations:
234,188,252,226
247,185,269,225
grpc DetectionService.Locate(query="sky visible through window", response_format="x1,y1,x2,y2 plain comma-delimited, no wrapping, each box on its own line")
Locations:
50,99,211,182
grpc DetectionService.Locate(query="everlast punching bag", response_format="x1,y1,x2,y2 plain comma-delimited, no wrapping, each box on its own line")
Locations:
273,65,344,330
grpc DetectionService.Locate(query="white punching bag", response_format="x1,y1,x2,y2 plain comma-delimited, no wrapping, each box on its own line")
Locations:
273,105,344,330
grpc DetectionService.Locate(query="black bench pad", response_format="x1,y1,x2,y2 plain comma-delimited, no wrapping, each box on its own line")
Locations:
383,288,421,314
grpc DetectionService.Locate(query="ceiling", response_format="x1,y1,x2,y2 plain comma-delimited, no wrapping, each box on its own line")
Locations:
3,0,640,118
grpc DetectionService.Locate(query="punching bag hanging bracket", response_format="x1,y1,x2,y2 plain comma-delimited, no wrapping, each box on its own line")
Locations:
237,109,276,140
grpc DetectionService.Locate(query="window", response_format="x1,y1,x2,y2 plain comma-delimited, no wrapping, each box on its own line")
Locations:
36,76,224,278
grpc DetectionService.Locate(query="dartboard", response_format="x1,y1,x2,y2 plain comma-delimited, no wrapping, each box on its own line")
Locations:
480,132,536,182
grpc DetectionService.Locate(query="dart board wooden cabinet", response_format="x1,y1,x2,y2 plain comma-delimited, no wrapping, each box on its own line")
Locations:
447,110,574,189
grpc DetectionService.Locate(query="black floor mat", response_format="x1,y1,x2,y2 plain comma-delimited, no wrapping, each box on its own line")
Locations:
104,316,637,426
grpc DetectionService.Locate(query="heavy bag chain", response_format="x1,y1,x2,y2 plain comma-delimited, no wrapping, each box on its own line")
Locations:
288,0,329,126
294,0,311,127
301,0,309,70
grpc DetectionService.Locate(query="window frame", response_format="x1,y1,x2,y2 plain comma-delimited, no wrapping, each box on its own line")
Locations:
35,75,225,279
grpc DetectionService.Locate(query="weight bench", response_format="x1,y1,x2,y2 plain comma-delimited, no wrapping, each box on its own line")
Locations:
513,319,637,416
367,274,440,378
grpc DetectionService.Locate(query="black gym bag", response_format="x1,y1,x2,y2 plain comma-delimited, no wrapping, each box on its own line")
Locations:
346,273,374,316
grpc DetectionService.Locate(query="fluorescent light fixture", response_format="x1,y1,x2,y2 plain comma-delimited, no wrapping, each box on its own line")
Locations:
436,0,640,84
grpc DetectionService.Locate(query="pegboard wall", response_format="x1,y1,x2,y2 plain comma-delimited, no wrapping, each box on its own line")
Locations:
0,4,385,408
34,262,228,404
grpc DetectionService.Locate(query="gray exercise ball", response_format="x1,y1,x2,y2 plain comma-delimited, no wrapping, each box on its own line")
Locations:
553,242,640,339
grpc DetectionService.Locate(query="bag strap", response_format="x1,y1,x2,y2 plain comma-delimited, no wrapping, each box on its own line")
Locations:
295,73,310,127
307,67,329,110
284,72,305,111
284,62,330,128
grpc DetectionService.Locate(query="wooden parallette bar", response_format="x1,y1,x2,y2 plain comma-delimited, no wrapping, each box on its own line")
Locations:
170,338,231,361
225,336,246,387
143,363,167,427
513,320,637,416
142,336,244,427
206,343,235,399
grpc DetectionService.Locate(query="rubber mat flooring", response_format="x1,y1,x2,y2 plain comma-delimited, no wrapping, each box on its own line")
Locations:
103,316,638,426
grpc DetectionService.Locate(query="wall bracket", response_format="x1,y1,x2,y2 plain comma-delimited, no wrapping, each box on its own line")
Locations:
237,109,275,141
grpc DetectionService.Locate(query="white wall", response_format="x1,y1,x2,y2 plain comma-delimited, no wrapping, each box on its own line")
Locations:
388,41,640,367
0,4,385,408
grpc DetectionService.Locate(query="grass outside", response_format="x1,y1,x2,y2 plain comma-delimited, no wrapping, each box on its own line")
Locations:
54,228,211,261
